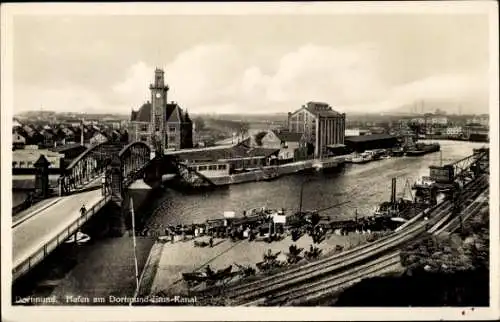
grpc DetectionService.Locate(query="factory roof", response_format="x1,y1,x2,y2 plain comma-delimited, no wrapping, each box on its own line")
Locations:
289,102,343,118
344,133,397,143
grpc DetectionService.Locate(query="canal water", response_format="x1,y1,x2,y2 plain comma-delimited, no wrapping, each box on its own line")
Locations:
145,140,486,228
11,140,486,303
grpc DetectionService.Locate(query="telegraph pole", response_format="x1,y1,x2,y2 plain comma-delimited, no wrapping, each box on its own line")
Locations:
298,178,313,215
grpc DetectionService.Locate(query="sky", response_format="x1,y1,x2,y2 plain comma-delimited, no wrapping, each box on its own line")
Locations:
11,10,492,115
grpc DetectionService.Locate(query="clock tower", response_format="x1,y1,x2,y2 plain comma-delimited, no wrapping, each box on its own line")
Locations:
149,68,169,152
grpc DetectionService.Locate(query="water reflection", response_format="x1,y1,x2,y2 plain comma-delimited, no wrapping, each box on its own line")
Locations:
144,141,486,227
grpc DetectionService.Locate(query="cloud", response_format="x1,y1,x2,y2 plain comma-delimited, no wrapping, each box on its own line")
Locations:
17,43,488,115
112,61,152,106
392,72,488,103
15,84,107,114
359,70,489,112
263,44,387,105
111,44,247,111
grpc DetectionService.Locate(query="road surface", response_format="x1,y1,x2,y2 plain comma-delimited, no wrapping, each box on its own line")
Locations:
13,188,105,268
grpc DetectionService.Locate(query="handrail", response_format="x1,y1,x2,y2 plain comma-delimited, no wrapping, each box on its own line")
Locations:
65,142,110,171
12,194,112,281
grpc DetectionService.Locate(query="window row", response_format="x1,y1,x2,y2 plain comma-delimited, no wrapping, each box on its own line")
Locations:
12,161,58,168
190,164,227,171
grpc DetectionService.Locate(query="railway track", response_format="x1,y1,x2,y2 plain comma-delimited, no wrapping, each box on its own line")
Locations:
211,175,488,305
271,185,490,306
433,187,489,235
263,252,401,306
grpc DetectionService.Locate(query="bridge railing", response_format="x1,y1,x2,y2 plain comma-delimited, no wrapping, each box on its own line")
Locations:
12,194,112,281
61,142,126,194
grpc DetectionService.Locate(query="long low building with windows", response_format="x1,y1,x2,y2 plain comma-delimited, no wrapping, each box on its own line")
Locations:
12,148,64,170
168,144,280,178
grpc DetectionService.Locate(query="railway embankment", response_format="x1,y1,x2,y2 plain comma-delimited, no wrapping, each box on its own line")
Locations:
332,196,490,307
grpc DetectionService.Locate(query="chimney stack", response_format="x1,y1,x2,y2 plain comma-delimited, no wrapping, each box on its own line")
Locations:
391,177,397,206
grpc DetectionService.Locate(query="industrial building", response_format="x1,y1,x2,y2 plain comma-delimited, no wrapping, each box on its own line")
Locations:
287,101,346,158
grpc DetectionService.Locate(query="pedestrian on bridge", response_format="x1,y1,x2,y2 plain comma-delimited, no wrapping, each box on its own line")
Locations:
101,175,106,196
80,204,87,217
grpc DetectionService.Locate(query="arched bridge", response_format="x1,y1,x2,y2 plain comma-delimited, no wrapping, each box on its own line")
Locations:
13,141,155,282
60,141,153,198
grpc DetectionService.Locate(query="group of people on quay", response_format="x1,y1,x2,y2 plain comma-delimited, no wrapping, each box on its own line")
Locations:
137,205,399,247
288,210,398,244
177,208,401,288
143,207,288,244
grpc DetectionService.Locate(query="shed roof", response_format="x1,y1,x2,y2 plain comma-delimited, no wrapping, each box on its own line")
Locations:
272,130,303,142
173,145,280,162
49,143,85,153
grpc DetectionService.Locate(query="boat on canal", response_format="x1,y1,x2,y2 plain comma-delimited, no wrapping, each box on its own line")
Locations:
351,152,372,164
390,147,405,157
405,142,440,156
369,149,388,160
64,231,91,244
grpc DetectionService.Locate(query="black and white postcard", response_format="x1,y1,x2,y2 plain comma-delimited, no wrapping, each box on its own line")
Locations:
1,2,498,321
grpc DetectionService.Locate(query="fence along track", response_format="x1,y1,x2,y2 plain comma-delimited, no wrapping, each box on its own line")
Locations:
226,175,487,304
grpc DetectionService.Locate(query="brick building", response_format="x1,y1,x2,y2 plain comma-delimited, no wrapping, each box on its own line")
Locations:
128,68,193,151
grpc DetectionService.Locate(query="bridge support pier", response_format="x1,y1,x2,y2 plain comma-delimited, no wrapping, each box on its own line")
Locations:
107,201,126,237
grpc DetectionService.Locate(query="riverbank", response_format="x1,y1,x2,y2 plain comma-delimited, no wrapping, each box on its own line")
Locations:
420,135,489,143
329,194,490,307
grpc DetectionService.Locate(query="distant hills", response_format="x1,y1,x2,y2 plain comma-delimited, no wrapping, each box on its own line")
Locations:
15,110,130,120
387,99,489,116
14,99,489,121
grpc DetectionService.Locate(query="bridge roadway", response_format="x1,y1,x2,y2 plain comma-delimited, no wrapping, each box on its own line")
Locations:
12,140,154,281
12,182,110,282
